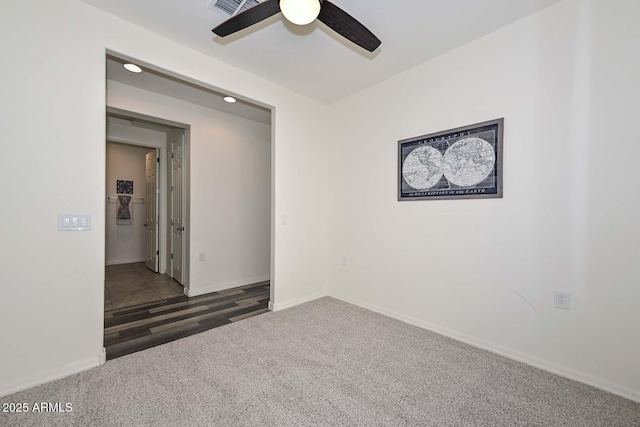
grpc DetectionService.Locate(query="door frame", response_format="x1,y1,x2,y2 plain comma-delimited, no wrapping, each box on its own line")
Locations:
106,107,190,287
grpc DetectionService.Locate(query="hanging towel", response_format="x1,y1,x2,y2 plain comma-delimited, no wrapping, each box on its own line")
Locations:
117,195,132,225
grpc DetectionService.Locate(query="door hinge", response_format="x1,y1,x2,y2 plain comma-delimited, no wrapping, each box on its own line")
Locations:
171,253,174,259
171,153,174,159
157,157,160,163
156,250,159,255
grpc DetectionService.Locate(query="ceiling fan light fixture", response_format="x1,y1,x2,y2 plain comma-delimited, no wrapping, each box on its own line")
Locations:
279,0,320,26
123,63,142,73
212,0,381,52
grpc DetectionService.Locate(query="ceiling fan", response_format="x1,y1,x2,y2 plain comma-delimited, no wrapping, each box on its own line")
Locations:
212,0,381,52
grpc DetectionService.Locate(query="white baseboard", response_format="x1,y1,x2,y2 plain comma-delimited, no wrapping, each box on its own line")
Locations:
272,292,326,312
328,292,640,404
186,275,270,297
105,257,146,266
0,355,100,398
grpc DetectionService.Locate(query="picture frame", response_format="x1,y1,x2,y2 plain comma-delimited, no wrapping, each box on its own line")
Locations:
398,118,503,201
116,180,134,195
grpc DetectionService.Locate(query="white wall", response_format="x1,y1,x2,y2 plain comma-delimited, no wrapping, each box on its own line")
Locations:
105,142,153,265
326,0,640,401
0,0,328,396
107,80,272,294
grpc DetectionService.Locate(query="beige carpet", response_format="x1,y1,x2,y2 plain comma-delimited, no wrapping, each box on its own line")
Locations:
1,297,639,426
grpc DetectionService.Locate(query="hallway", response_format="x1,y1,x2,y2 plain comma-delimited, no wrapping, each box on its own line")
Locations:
105,262,184,311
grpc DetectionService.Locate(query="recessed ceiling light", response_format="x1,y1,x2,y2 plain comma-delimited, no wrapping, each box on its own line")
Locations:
123,63,142,73
223,96,237,103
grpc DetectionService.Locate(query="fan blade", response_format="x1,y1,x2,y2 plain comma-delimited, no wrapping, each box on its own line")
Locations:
212,0,281,37
317,1,381,52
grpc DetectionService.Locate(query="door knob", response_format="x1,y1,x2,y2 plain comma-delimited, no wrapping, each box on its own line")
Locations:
178,227,185,231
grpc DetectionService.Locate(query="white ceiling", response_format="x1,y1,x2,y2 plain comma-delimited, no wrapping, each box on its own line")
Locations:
106,56,271,124
86,0,562,104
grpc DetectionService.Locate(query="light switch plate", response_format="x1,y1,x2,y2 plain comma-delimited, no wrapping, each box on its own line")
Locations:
59,214,92,231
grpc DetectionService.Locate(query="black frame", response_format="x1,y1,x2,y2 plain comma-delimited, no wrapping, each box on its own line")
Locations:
398,118,504,201
116,180,134,195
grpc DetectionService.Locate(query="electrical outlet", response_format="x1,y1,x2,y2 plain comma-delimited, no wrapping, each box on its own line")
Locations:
199,252,206,262
554,291,570,310
341,256,347,267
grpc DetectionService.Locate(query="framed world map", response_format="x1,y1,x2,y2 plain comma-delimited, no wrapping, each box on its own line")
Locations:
398,118,503,201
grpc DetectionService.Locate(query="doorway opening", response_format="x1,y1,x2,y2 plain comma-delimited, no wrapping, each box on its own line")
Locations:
104,53,272,359
104,112,189,313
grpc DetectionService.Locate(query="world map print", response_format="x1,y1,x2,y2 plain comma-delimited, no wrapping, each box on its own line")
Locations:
398,120,502,200
401,146,444,190
442,137,495,187
402,136,495,190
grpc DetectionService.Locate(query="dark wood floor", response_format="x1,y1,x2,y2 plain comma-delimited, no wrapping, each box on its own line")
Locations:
104,281,270,360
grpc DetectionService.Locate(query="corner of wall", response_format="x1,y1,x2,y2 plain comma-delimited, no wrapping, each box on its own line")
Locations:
271,292,327,312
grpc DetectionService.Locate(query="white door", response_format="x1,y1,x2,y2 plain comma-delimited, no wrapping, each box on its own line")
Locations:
171,134,185,284
145,149,159,272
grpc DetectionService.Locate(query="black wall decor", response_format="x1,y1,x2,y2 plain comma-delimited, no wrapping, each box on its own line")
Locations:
398,118,503,201
116,180,134,195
